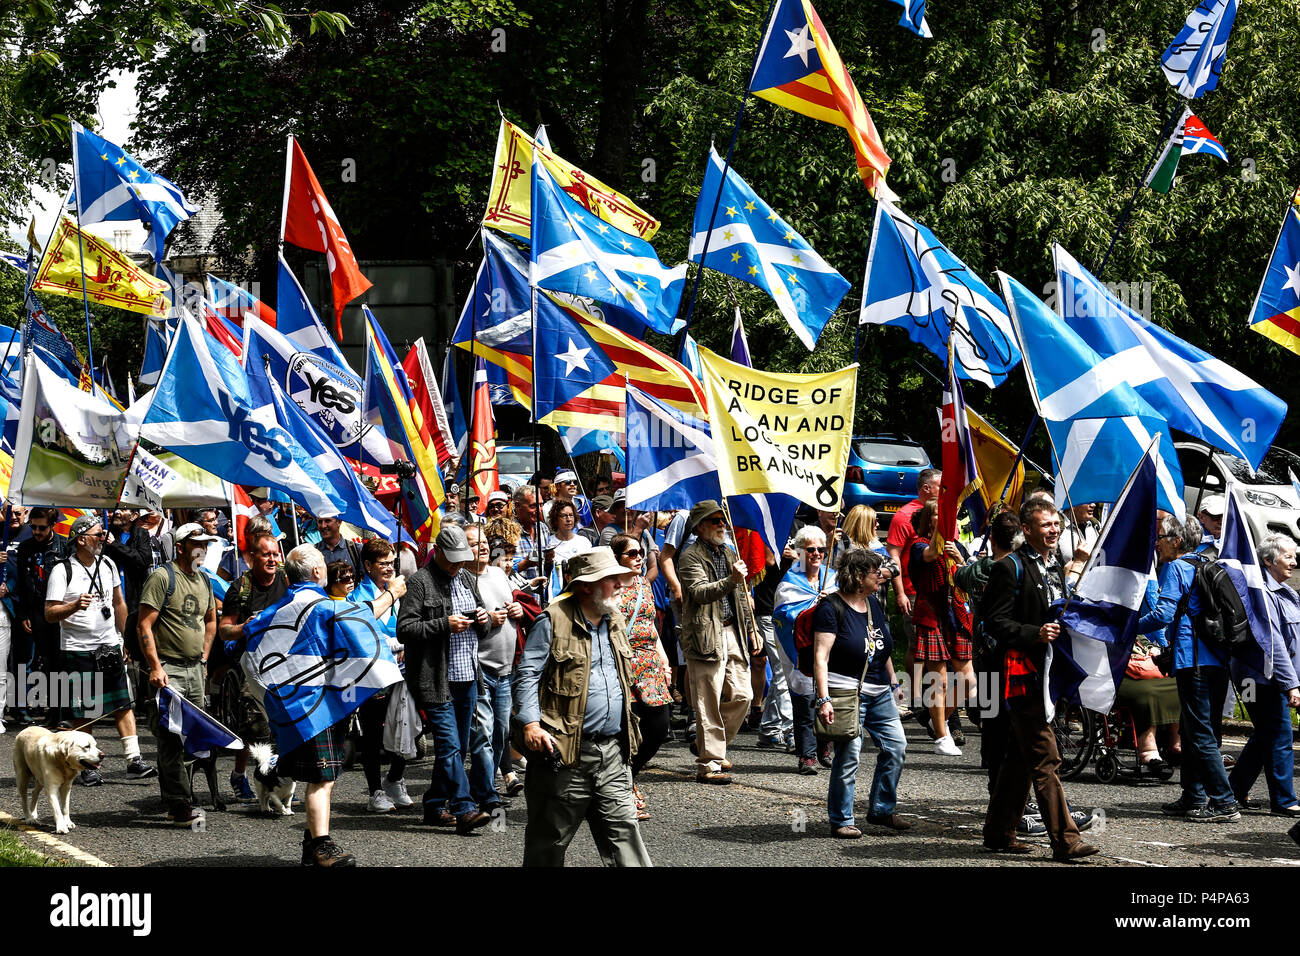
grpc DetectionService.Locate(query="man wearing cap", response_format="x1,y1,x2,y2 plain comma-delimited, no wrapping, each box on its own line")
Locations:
44,514,154,783
512,546,650,866
677,500,754,784
595,492,628,548
138,523,218,827
443,483,462,515
544,470,592,528
585,495,615,546
1196,495,1224,558
485,490,510,519
398,524,495,834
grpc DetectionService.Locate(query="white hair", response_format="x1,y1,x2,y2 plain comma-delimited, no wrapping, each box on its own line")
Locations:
284,545,325,584
1259,533,1298,566
791,525,826,551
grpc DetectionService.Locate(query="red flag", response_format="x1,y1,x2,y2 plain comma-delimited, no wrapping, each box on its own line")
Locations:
282,136,372,337
231,485,258,552
469,359,499,514
401,338,457,466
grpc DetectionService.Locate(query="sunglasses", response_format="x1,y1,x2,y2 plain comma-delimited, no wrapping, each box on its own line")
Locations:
337,574,355,583
702,516,725,526
804,546,826,554
620,549,643,558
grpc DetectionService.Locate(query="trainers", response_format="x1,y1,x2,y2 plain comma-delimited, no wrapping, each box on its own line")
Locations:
1071,808,1097,831
756,733,784,749
126,757,157,779
1017,815,1047,836
797,757,818,775
817,741,833,768
504,773,525,797
1025,801,1040,816
170,804,205,828
229,772,255,803
383,777,414,808
933,735,962,756
1186,803,1241,823
77,768,103,787
1161,795,1205,817
368,788,396,813
302,834,357,867
782,732,796,754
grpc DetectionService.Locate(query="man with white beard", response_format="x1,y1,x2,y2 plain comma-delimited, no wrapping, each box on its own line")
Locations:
512,547,651,867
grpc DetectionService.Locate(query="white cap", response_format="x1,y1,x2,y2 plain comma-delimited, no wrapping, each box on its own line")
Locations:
1198,495,1225,517
173,522,219,545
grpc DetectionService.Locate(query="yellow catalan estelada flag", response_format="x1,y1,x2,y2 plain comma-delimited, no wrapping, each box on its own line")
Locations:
482,116,660,242
32,217,168,317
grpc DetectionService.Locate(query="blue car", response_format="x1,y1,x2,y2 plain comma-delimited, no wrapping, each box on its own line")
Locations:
841,434,933,525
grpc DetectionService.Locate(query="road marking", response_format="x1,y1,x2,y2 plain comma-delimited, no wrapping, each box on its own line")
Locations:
0,810,112,867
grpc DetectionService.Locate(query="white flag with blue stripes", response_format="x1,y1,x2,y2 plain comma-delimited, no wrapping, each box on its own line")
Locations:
1161,0,1238,99
1219,481,1281,678
156,686,243,758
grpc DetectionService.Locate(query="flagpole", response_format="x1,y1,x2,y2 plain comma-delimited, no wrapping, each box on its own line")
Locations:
466,303,479,521
677,0,779,343
719,497,762,656
279,134,294,248
70,196,96,381
529,280,543,598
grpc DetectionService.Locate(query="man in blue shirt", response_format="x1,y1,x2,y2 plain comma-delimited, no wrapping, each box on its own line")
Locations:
513,547,650,867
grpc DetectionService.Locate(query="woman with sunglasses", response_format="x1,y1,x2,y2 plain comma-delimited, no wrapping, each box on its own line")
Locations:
325,560,355,599
611,532,673,820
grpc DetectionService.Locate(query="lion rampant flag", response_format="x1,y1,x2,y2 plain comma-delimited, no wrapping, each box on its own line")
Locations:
32,217,168,317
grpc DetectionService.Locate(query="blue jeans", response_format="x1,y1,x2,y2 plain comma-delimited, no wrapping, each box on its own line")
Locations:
423,680,486,816
1230,681,1298,810
791,693,816,760
472,671,513,789
827,692,908,826
1175,666,1234,808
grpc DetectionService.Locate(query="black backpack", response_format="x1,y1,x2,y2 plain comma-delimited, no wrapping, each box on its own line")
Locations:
1173,554,1253,660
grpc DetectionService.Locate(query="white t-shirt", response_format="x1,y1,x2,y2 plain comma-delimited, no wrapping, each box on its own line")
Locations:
46,555,121,652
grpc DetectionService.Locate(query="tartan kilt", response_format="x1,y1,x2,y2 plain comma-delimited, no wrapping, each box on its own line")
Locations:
914,625,973,663
61,649,134,718
278,721,347,783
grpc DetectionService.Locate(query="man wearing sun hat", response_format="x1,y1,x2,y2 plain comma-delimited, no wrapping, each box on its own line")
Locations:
513,546,650,866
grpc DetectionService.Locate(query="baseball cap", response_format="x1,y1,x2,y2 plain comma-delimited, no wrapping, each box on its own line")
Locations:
487,490,509,504
1198,495,1225,517
69,515,102,538
436,525,475,562
591,494,615,512
173,522,220,545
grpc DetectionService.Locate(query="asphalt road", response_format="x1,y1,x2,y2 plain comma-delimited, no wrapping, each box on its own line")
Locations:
3,715,1300,868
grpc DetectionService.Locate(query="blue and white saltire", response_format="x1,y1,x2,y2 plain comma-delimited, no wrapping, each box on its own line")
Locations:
1049,437,1161,719
885,0,931,37
624,384,798,559
773,564,836,693
689,148,850,350
998,270,1185,517
139,312,344,516
24,289,84,387
70,121,199,261
1053,244,1285,470
860,199,1021,387
0,252,25,273
1160,0,1238,100
276,255,350,370
0,328,20,381
678,333,703,382
241,582,403,755
1218,481,1281,678
558,425,626,468
139,318,170,388
530,156,686,336
156,686,243,758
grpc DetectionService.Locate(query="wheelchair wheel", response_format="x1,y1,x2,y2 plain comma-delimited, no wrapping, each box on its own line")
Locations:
216,667,244,731
1053,704,1094,781
1095,751,1120,784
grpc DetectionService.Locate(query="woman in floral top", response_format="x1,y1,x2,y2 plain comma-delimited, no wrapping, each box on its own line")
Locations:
612,532,672,821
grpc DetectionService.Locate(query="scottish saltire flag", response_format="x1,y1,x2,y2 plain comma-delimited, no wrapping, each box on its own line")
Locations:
450,235,534,407
276,255,349,369
1054,244,1285,470
1246,189,1300,356
1145,107,1228,193
139,318,170,387
156,686,242,758
625,385,798,558
1049,438,1160,718
208,273,276,326
689,148,849,350
938,348,985,543
530,156,686,336
861,200,1021,386
749,0,892,195
241,582,402,755
139,313,344,516
70,121,199,260
679,333,703,381
1161,0,1238,99
0,252,25,273
0,329,20,380
1219,481,1281,678
884,0,930,36
998,271,1185,516
558,426,626,467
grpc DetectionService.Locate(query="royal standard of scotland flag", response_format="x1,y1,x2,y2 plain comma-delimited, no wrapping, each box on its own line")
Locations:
690,148,849,350
1161,0,1238,100
70,122,199,261
241,582,402,755
861,200,1021,387
1049,438,1160,718
1219,481,1282,678
998,270,1185,516
1053,244,1285,471
530,156,686,336
157,686,243,758
1247,190,1300,356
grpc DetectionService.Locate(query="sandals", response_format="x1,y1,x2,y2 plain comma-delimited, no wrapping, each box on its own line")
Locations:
633,784,650,820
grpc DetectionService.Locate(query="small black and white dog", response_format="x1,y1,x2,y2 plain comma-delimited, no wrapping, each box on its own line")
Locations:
247,743,296,816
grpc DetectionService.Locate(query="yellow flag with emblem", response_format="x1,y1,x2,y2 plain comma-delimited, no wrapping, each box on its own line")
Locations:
699,347,857,511
32,217,169,317
482,117,660,242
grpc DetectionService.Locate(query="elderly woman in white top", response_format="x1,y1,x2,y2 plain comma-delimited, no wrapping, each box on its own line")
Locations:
1228,533,1300,816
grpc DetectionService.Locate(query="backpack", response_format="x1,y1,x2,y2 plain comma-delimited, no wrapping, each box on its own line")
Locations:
1173,554,1252,661
793,592,846,675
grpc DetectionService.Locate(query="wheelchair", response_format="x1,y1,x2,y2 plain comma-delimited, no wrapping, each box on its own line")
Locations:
1054,702,1172,785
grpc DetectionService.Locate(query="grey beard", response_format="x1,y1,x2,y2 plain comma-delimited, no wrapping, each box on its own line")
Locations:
592,595,620,617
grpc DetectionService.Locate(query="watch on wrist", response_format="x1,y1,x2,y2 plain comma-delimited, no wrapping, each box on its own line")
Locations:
813,695,832,708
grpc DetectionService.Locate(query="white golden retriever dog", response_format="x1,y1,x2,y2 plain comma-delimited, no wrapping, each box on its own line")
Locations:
13,726,103,834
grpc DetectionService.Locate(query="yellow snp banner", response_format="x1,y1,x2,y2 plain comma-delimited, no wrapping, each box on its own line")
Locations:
698,347,857,511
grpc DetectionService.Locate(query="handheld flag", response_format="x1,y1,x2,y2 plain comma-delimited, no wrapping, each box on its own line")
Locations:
1053,244,1285,471
275,255,350,369
1161,0,1238,100
208,273,276,327
241,582,402,756
937,345,985,545
1145,107,1228,193
1246,188,1300,355
1219,481,1282,677
749,0,892,195
157,686,243,758
966,407,1025,515
401,338,458,467
883,0,930,37
469,358,499,514
730,309,752,366
70,121,199,261
24,288,87,387
281,136,372,335
689,148,849,349
33,217,169,317
860,200,1020,386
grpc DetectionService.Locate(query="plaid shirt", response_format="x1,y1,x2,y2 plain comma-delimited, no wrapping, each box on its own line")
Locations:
707,542,735,622
448,571,479,682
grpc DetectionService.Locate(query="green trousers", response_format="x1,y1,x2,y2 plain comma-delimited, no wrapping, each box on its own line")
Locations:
150,660,206,813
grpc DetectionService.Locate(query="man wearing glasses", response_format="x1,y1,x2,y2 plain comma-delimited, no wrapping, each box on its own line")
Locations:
14,507,66,728
44,515,154,785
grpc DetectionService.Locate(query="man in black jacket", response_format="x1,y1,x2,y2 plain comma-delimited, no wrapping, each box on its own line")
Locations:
397,524,493,834
980,498,1096,862
15,507,68,723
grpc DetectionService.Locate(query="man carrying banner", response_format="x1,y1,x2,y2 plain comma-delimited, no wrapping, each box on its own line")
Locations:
678,500,753,784
138,523,218,827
